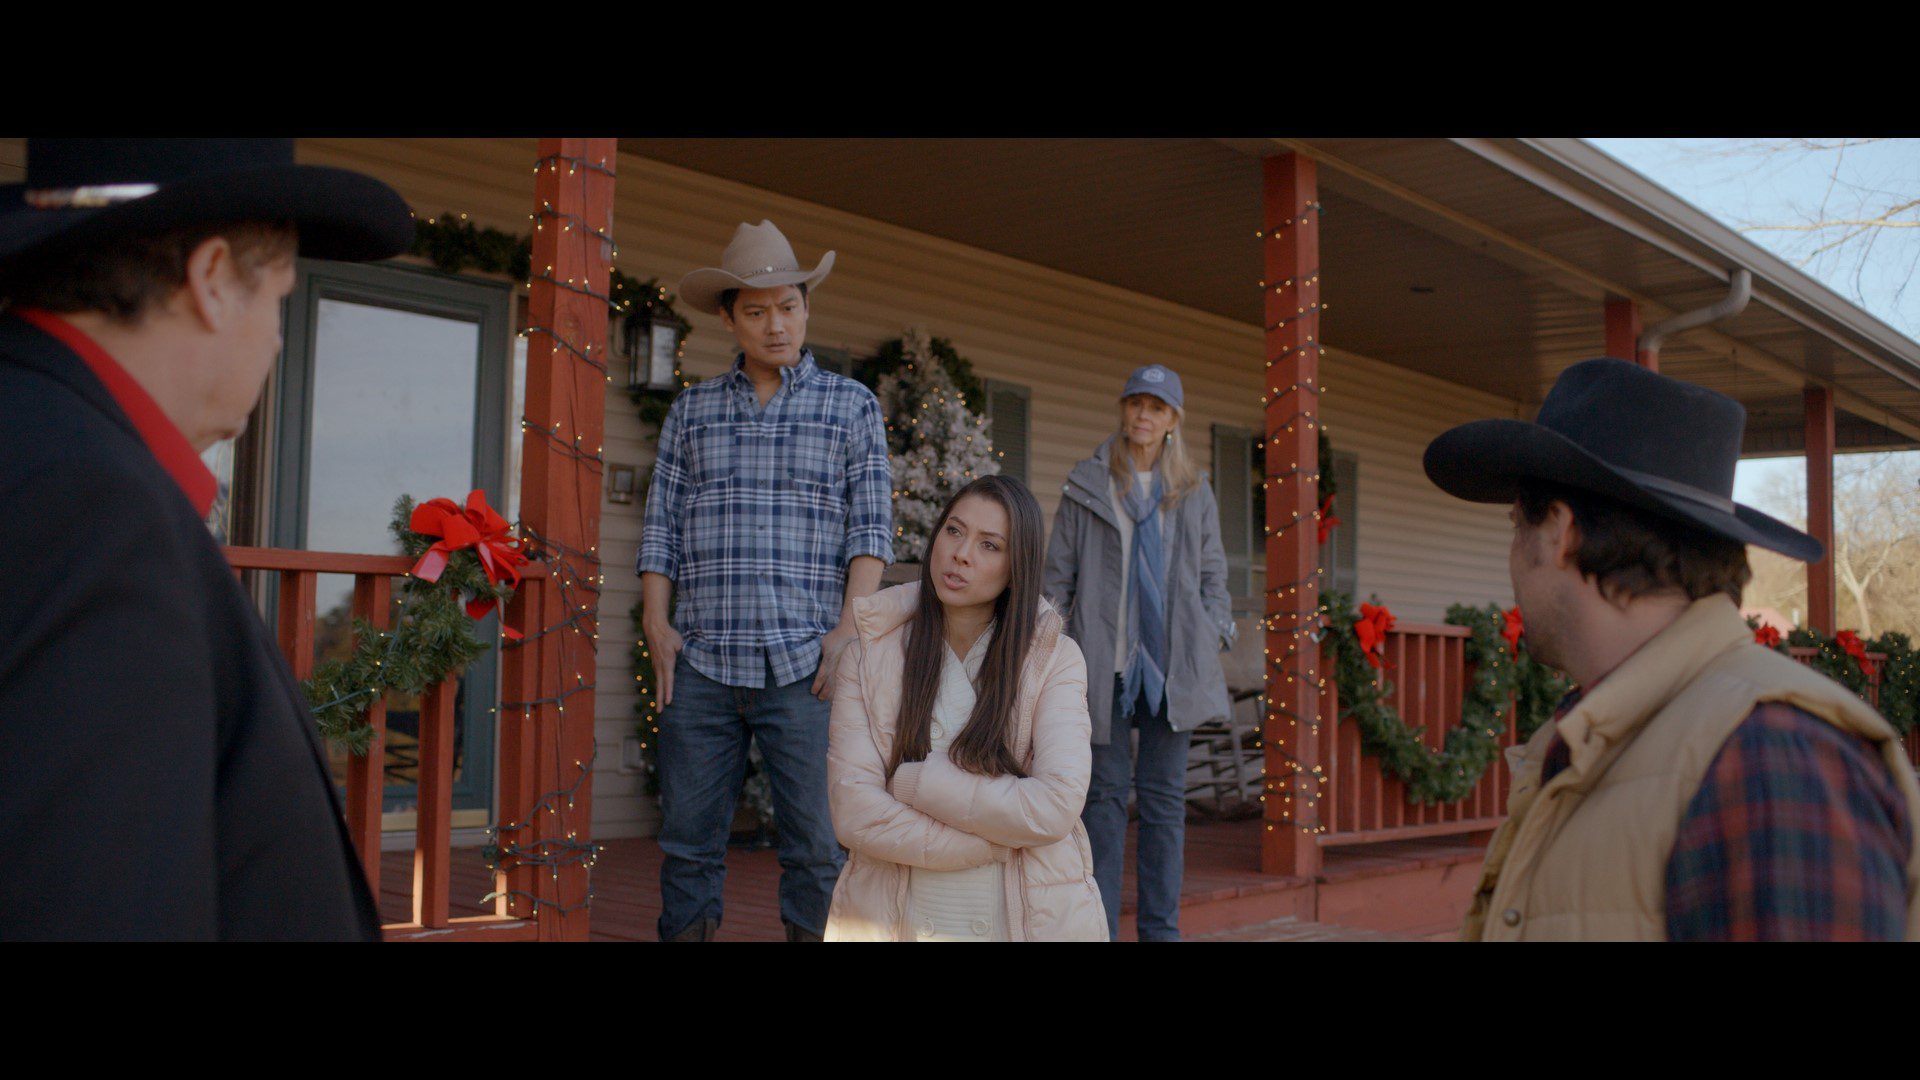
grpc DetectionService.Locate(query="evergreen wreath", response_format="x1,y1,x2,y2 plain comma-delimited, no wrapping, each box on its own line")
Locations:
1319,590,1571,804
857,330,988,410
305,496,519,751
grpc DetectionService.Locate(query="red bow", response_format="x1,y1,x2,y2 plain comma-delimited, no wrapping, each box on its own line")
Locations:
1836,629,1869,668
1753,624,1783,649
1316,494,1341,546
408,490,528,639
1501,607,1525,660
1354,603,1396,670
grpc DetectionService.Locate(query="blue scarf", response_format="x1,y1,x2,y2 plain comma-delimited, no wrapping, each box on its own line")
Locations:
1121,467,1168,715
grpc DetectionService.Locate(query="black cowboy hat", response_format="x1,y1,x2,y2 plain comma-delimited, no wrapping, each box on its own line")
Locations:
1423,356,1823,563
0,138,414,265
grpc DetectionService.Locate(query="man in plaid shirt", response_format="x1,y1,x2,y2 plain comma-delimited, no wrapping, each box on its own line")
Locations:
1538,691,1912,939
1426,358,1918,940
638,222,892,942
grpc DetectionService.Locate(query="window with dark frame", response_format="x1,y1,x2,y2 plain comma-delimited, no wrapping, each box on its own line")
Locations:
1213,426,1359,606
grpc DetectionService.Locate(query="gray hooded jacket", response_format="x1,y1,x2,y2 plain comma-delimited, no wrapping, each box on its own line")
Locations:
1043,436,1235,744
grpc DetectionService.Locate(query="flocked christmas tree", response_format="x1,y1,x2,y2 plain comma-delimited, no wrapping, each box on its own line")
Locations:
875,327,1000,562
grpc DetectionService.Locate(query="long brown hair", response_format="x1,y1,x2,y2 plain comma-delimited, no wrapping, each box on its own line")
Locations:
888,475,1045,780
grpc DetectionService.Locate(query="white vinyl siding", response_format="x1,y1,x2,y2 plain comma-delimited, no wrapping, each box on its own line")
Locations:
243,139,1520,838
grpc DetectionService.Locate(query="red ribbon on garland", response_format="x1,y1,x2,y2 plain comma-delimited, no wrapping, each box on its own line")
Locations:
408,489,528,639
1501,607,1525,660
1753,624,1783,649
1316,494,1341,546
1354,602,1397,669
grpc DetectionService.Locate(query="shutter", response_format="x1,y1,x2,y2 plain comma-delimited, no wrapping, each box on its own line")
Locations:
1212,425,1253,598
986,380,1030,485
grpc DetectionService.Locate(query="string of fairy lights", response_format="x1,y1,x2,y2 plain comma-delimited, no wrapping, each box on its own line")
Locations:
474,149,617,918
1258,195,1333,837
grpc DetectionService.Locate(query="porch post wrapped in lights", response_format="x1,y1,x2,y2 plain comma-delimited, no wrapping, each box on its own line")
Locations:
1260,152,1325,878
496,137,616,941
1804,384,1836,634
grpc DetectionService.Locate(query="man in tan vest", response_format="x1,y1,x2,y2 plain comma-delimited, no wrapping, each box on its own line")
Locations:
1424,357,1919,940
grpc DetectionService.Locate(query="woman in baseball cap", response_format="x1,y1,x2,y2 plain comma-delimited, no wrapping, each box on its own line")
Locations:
1042,363,1237,940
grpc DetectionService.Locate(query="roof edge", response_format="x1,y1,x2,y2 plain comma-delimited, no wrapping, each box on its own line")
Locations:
1511,138,1920,380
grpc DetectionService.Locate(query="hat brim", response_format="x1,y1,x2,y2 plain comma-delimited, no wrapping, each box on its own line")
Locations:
1424,418,1824,563
0,162,415,265
1120,387,1183,411
678,251,834,316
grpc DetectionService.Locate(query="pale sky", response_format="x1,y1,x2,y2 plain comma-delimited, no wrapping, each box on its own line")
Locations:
1583,138,1920,516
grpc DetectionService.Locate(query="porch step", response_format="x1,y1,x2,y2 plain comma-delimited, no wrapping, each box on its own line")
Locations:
1191,916,1422,942
1111,820,1488,940
1314,837,1485,935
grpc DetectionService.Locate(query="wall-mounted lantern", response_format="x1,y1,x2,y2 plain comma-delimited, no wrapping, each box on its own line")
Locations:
621,307,688,393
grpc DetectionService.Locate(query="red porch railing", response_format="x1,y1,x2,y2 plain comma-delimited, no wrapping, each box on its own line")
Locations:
1307,630,1912,853
1787,646,1917,767
224,545,550,942
1787,645,1883,708
1315,623,1513,847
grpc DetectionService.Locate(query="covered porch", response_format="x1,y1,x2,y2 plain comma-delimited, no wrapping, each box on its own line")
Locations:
243,137,1920,938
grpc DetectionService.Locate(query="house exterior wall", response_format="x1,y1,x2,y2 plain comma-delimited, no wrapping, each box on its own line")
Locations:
0,138,1520,839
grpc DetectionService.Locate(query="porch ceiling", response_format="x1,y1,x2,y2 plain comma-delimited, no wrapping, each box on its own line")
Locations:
621,137,1920,455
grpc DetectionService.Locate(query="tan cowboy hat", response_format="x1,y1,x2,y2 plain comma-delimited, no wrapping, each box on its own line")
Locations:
677,219,834,316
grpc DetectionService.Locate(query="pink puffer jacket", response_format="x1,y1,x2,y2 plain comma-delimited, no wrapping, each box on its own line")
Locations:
823,582,1108,942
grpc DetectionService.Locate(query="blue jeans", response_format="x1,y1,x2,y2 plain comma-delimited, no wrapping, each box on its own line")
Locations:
655,654,844,939
1083,676,1187,941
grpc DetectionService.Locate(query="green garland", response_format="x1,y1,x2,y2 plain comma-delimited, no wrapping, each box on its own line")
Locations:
1874,632,1918,736
410,213,693,433
1319,591,1571,804
630,601,665,794
1749,617,1917,735
305,497,516,752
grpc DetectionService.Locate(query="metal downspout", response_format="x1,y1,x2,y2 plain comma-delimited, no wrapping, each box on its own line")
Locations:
1638,268,1753,365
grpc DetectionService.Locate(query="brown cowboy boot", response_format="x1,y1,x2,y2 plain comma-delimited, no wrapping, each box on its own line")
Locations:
783,920,823,942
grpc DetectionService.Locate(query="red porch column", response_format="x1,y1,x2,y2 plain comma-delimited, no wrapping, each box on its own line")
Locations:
1260,152,1324,879
1604,297,1653,370
506,138,615,941
1804,385,1836,633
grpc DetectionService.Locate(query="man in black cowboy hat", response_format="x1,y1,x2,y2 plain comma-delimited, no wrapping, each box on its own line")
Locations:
0,138,414,940
1425,357,1919,941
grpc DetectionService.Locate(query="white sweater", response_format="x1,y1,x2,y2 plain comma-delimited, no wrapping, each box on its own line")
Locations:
907,624,1009,942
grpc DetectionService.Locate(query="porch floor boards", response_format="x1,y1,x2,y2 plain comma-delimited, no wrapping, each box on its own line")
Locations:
375,818,1483,941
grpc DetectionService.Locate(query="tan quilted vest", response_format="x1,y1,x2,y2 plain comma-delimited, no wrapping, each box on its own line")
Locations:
1463,596,1920,941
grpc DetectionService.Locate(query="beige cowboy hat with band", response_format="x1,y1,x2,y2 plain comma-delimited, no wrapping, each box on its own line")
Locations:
678,219,835,316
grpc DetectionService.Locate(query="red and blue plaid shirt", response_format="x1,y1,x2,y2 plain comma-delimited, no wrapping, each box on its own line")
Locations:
1540,690,1912,940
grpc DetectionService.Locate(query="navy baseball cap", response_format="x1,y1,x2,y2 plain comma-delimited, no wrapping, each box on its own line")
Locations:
1121,364,1183,411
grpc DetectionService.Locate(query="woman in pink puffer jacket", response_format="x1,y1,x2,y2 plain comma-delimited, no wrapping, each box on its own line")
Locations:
824,475,1108,941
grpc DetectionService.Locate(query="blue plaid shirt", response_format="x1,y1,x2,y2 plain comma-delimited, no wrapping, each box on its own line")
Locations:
637,350,893,688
